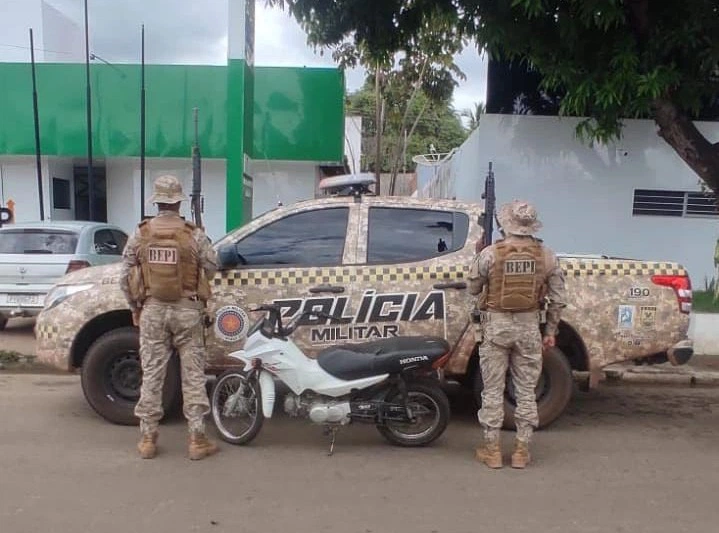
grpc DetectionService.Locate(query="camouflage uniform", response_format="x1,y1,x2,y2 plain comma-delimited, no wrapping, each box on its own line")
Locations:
468,200,566,468
119,175,219,460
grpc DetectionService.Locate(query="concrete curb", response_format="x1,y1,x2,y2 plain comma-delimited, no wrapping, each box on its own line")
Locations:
602,366,719,387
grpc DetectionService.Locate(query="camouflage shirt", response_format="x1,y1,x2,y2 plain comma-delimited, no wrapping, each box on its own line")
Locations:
119,210,218,312
467,235,567,336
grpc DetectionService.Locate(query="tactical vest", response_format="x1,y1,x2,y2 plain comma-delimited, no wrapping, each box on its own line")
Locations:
486,239,546,312
138,215,200,302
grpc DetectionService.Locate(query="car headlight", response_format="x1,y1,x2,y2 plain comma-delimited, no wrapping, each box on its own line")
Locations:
44,283,94,311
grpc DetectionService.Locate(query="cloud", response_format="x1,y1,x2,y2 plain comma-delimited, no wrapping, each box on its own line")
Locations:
1,0,486,108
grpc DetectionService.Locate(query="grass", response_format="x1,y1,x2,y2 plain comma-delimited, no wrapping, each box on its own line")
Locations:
0,351,24,364
693,291,719,313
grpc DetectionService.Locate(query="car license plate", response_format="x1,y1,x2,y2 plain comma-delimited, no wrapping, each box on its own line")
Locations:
5,293,42,306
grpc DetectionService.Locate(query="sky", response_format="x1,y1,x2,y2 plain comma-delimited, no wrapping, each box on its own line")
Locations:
0,0,488,115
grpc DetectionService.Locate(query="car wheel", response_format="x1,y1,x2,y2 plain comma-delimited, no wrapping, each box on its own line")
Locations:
80,327,181,426
473,346,574,430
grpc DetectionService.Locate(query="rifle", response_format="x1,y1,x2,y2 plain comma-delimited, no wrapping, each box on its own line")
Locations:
479,162,496,251
191,107,203,229
471,162,496,327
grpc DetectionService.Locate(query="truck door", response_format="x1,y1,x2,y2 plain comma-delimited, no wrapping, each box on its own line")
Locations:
348,200,476,347
206,201,361,364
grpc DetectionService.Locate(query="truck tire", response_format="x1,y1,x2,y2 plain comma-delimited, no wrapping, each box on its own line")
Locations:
0,316,7,331
80,327,181,426
473,346,573,430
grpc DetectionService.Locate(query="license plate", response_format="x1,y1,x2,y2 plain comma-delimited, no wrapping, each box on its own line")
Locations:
5,293,42,306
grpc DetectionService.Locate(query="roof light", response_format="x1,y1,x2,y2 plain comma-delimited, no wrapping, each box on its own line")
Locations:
318,173,376,197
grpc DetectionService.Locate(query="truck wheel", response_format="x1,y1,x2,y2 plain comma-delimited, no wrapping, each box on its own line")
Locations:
0,316,7,331
80,327,181,426
473,346,573,430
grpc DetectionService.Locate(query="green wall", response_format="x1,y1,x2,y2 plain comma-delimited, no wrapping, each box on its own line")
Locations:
0,62,345,162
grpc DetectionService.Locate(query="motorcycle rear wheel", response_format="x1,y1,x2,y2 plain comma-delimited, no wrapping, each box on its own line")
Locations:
210,370,264,445
377,381,450,447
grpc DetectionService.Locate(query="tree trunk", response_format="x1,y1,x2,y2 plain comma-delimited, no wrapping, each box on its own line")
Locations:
375,66,383,194
652,98,719,195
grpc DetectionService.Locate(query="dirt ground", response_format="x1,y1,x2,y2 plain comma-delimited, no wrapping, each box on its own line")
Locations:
1,372,718,533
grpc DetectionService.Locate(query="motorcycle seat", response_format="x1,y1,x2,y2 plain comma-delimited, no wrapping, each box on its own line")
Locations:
316,336,450,381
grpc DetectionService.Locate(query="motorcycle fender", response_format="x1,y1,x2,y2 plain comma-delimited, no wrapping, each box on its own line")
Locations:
258,371,276,419
227,350,253,372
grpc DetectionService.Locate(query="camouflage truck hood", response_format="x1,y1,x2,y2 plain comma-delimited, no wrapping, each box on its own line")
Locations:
61,262,122,285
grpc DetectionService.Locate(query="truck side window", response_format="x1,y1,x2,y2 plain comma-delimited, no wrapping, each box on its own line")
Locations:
235,207,349,267
367,207,469,263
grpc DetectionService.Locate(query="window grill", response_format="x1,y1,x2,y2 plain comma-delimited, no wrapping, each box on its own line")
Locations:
632,189,718,218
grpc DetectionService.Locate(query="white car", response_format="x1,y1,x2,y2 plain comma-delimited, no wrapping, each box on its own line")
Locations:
0,220,128,330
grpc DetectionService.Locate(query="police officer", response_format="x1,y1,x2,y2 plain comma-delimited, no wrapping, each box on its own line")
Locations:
468,200,566,469
120,174,219,460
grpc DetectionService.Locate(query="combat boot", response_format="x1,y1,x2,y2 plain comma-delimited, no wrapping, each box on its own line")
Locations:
511,439,531,469
188,432,219,460
475,437,502,469
137,431,158,459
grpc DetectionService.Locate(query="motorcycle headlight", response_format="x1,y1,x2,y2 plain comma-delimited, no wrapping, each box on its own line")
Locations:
44,283,94,311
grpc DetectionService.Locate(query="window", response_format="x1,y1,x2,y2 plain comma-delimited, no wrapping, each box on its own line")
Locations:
234,207,349,267
93,229,123,255
111,230,129,254
367,207,469,263
52,178,71,210
0,229,78,254
632,189,718,218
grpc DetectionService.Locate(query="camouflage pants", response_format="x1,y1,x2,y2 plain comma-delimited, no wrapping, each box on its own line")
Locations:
135,303,210,434
477,311,542,443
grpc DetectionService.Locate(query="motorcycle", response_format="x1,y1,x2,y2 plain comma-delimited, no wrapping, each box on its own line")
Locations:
210,304,452,454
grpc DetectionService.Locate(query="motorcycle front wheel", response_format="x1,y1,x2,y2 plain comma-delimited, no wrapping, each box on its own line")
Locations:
210,370,264,445
377,381,450,447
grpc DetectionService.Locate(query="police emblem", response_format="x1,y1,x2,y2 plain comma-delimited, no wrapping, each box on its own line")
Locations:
214,305,250,342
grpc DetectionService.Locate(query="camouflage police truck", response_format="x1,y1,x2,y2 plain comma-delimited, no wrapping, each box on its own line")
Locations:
34,177,695,429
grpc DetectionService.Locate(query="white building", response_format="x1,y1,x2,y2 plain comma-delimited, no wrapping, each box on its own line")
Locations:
415,114,719,285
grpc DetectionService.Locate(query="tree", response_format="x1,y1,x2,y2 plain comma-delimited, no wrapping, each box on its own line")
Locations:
267,0,719,195
267,1,467,193
461,101,486,131
346,81,468,175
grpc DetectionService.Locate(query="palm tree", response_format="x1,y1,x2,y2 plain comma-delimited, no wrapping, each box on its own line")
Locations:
461,101,485,131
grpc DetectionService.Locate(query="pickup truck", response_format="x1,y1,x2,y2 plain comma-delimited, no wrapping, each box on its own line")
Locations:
34,188,694,429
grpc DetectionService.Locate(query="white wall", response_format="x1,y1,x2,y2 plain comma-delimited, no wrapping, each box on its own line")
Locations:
247,160,319,217
40,1,84,63
345,115,363,174
2,155,323,240
47,158,74,220
689,313,719,356
417,114,719,284
106,157,228,242
0,156,51,222
0,1,82,63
